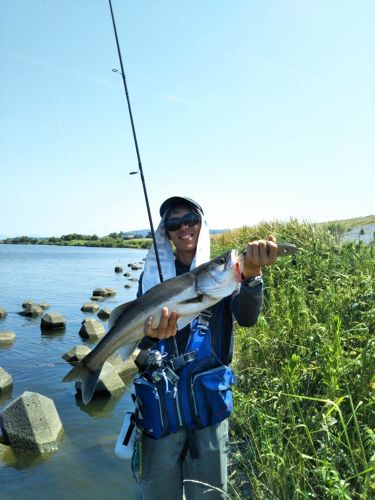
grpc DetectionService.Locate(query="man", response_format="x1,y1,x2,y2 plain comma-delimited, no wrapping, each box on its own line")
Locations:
133,196,277,499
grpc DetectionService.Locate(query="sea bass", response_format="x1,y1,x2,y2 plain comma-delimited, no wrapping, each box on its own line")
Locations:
63,249,243,404
63,243,296,404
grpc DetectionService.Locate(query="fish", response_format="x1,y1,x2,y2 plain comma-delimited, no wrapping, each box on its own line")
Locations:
63,249,243,404
239,241,296,258
270,242,297,256
63,243,297,404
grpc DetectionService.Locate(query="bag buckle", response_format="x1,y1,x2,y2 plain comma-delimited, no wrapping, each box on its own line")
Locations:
197,310,212,332
170,351,197,371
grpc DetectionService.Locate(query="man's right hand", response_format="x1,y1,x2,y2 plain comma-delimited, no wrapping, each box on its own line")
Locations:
144,307,178,339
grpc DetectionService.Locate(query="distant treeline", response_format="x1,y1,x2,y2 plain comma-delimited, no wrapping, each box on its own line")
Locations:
0,233,152,249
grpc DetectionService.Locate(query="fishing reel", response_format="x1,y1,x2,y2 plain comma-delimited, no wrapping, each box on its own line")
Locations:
147,349,179,385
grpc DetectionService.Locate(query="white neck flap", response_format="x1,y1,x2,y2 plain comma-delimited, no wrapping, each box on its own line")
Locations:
142,212,210,294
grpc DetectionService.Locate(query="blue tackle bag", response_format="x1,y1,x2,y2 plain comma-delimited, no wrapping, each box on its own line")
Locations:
133,311,236,439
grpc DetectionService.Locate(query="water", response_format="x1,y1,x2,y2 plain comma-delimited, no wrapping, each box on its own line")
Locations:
0,244,147,499
341,222,375,245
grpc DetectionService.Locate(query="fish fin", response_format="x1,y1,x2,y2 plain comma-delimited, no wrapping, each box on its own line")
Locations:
116,340,139,362
62,360,87,382
62,360,102,405
108,300,136,329
80,368,102,405
177,313,199,331
177,294,204,304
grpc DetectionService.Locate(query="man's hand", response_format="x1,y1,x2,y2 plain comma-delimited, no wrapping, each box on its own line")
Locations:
242,235,278,279
144,307,178,339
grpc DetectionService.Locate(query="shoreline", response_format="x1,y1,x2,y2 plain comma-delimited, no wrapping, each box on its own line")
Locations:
0,239,152,250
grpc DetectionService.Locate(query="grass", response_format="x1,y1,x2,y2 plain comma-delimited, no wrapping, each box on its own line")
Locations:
212,220,375,499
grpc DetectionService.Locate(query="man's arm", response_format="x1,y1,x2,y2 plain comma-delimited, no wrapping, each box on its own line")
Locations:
229,236,277,326
229,281,264,327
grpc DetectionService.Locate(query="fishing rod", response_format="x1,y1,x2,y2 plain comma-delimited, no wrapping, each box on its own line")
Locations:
108,0,164,283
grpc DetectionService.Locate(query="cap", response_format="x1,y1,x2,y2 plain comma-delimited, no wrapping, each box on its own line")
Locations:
159,196,204,218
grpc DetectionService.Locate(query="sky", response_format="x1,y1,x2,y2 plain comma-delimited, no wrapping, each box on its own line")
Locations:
0,0,374,237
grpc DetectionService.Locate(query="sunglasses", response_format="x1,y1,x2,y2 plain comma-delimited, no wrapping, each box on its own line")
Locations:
164,212,201,232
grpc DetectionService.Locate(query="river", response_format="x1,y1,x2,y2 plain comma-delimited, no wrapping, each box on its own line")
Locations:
0,244,147,499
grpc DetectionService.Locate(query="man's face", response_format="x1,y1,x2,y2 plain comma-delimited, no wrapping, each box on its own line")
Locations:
166,206,201,255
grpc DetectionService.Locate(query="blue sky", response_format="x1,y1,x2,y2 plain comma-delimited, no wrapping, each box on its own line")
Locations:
1,1,374,237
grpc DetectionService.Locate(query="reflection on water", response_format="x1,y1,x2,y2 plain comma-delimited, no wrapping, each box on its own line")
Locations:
40,328,67,338
74,392,121,418
0,245,145,500
7,444,62,471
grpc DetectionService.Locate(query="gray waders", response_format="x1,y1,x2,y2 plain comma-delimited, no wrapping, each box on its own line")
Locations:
136,419,229,500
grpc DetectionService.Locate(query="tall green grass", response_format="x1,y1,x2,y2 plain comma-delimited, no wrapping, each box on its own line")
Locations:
212,221,375,499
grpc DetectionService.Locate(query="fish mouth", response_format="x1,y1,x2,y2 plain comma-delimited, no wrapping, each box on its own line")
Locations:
235,251,244,281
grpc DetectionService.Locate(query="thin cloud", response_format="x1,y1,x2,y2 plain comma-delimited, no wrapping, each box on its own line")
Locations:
161,93,183,103
4,49,116,87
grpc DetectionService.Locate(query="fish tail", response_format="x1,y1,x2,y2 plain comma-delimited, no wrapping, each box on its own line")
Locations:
62,360,102,405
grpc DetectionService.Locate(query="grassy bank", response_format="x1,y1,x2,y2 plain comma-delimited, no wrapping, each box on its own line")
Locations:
322,215,375,232
213,221,374,499
55,237,153,249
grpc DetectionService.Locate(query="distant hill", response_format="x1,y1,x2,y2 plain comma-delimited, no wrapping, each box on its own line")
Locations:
320,215,375,231
120,230,150,239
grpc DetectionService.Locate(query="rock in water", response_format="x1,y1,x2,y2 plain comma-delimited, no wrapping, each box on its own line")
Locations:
0,331,16,346
62,345,92,364
75,362,125,398
0,391,63,453
107,350,140,380
20,304,43,317
97,308,111,320
0,367,13,395
81,303,99,313
40,312,66,331
22,300,34,309
79,318,105,340
90,295,105,302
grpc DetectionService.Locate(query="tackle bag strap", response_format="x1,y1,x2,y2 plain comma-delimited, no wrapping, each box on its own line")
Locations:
161,309,213,371
123,412,136,446
197,309,212,332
